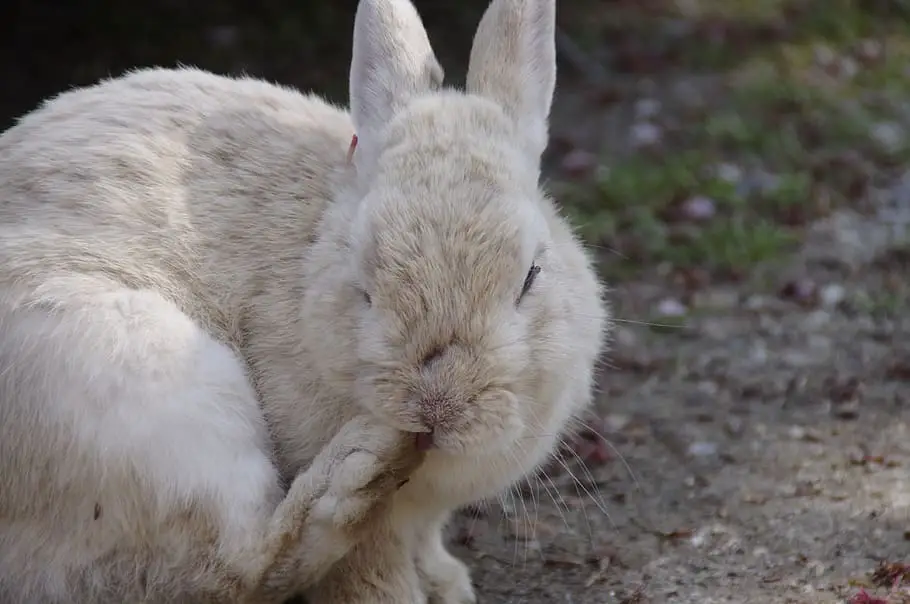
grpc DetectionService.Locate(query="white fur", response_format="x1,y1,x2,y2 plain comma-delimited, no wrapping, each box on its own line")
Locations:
0,0,609,602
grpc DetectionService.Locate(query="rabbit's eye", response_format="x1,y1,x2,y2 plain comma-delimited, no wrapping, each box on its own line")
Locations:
518,264,541,304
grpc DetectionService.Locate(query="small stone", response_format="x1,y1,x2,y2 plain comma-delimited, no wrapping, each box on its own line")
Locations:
630,122,663,148
603,413,631,433
697,380,720,396
748,341,768,364
656,298,687,317
680,195,717,221
688,441,718,457
871,121,906,154
744,294,773,311
855,39,883,64
818,283,845,308
813,44,837,68
777,483,798,497
787,425,807,440
634,98,662,119
714,163,743,184
838,57,858,79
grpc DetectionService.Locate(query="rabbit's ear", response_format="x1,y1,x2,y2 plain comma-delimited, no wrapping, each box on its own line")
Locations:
466,0,556,161
349,0,443,169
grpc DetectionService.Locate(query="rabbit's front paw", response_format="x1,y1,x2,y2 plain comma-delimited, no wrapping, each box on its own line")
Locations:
419,546,476,604
319,417,425,533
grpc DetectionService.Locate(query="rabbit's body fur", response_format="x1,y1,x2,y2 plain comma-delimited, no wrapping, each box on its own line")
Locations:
0,0,609,602
0,68,422,603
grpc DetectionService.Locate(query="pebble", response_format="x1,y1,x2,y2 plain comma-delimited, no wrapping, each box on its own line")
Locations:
748,341,768,364
786,426,825,443
744,294,774,311
680,195,717,221
787,425,807,440
696,380,720,396
656,298,687,317
813,44,837,68
603,413,631,433
688,441,719,457
630,122,662,148
838,57,858,79
871,121,906,154
856,39,883,64
818,283,845,308
714,162,743,184
634,98,662,119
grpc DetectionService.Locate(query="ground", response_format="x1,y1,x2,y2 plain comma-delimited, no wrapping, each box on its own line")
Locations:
446,1,910,602
5,1,909,602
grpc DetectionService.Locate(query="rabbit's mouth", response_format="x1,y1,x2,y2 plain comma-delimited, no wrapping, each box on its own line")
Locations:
414,429,437,451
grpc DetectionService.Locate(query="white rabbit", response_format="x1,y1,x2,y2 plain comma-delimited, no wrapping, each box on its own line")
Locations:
0,0,609,602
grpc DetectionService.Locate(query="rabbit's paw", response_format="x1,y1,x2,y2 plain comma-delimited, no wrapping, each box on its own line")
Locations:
317,417,424,533
418,546,476,604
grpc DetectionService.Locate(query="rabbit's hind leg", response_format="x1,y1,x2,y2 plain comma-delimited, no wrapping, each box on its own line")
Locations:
0,278,417,604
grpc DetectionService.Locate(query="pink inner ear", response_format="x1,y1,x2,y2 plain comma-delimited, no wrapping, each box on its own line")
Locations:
346,134,358,163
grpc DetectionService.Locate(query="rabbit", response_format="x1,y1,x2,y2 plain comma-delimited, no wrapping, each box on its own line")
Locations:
0,0,610,602
295,0,610,602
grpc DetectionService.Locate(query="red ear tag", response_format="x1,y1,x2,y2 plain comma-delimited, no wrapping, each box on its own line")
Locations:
347,134,358,164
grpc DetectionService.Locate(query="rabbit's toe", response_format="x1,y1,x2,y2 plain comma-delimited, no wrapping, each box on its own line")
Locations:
326,419,424,502
419,547,476,604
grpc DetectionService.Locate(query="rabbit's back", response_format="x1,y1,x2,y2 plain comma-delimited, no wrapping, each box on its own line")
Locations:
0,66,354,334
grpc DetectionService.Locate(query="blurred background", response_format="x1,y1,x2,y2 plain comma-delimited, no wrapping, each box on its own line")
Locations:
4,1,909,602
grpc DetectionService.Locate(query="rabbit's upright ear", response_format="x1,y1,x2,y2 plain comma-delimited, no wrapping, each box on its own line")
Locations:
349,0,444,172
466,0,556,162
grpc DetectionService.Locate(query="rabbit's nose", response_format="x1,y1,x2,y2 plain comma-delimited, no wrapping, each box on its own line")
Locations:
417,396,455,430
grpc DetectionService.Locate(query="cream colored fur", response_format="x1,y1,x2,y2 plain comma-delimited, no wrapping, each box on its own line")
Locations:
0,0,609,602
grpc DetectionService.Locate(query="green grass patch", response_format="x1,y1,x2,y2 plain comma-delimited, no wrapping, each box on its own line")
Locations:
554,0,910,281
559,152,799,280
